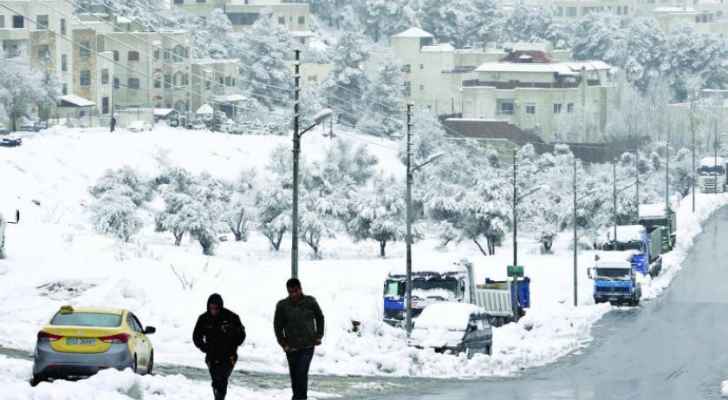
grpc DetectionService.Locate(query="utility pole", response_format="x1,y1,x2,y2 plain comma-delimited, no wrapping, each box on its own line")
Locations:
715,118,719,180
666,126,671,215
691,99,696,213
635,147,640,211
573,155,578,307
613,160,618,242
512,149,518,268
291,49,301,279
405,103,414,337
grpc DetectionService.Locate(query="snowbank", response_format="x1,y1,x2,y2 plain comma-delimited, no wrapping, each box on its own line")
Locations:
722,379,728,397
0,355,330,400
0,127,725,381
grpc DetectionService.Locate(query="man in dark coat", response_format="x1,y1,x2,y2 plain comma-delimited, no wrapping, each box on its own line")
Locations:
274,279,325,400
193,293,246,400
110,116,116,133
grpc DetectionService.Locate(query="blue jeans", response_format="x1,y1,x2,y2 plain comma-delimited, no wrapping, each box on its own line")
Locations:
286,347,315,400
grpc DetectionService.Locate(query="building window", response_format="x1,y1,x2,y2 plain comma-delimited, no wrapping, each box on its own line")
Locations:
0,15,5,28
113,78,120,89
196,0,206,3
227,12,259,26
525,104,536,114
402,64,411,73
154,76,161,89
61,18,66,35
308,75,318,83
419,84,425,91
567,103,575,113
37,45,50,60
566,7,577,17
174,0,183,3
225,76,232,86
80,70,91,86
298,16,305,25
164,74,172,89
102,97,109,114
128,51,140,62
101,69,109,85
128,78,140,89
555,6,563,16
404,81,411,96
278,17,285,25
61,54,67,72
113,50,119,61
173,45,186,62
62,84,68,95
36,15,49,30
553,103,563,113
13,15,24,29
80,41,91,58
154,49,160,61
497,99,515,115
419,64,424,70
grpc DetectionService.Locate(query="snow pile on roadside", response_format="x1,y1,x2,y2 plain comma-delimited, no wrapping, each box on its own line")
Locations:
722,379,728,397
640,193,728,299
0,355,328,400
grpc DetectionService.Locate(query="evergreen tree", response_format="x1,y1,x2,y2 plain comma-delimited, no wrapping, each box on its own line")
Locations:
322,32,370,126
356,59,404,137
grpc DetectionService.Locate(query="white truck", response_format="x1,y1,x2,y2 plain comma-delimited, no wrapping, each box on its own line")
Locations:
0,210,20,259
697,157,727,193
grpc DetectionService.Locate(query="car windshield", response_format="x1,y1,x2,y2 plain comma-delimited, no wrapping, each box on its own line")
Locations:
384,280,403,297
595,268,630,279
51,312,122,327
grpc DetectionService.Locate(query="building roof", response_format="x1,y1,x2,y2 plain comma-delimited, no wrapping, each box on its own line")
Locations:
475,60,611,74
422,43,455,53
192,58,240,66
213,94,247,103
443,118,541,145
500,50,553,63
59,95,95,108
392,27,434,38
154,108,176,117
196,104,214,115
639,204,668,220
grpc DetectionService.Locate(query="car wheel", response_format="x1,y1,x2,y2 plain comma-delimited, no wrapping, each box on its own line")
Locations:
147,352,154,375
30,374,43,387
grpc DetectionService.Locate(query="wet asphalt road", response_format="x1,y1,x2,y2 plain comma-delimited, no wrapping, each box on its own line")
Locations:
381,207,728,400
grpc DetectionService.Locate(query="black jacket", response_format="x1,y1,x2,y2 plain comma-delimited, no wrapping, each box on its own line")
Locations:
193,308,246,361
274,295,324,350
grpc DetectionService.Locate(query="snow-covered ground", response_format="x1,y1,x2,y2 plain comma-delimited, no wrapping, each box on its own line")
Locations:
1,126,726,396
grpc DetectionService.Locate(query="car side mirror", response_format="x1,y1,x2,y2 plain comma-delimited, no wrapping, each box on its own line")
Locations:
143,326,156,335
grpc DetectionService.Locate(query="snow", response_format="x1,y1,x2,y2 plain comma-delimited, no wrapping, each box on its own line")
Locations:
0,355,330,400
701,157,726,167
638,203,667,219
421,43,455,53
391,27,433,38
414,302,480,331
60,95,95,108
195,104,214,115
603,224,644,243
722,379,728,397
0,126,726,389
153,108,175,117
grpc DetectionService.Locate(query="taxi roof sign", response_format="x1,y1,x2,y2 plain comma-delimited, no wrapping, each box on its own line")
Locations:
59,305,74,314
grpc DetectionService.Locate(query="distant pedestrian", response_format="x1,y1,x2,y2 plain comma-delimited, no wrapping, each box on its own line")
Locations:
110,116,117,133
274,279,325,400
193,294,246,400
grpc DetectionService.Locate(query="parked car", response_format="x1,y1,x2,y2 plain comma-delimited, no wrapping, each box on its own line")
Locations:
187,120,207,130
32,305,156,385
18,119,46,132
408,302,492,358
0,137,22,147
127,121,150,133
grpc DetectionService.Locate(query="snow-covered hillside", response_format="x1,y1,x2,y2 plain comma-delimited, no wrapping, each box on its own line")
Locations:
0,127,726,387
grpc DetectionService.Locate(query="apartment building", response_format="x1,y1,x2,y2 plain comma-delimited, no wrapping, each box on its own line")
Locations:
171,0,310,33
190,58,244,117
71,26,114,116
0,0,74,102
391,27,614,143
461,54,613,142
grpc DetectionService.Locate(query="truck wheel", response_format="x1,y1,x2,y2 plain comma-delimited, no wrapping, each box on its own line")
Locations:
30,375,43,387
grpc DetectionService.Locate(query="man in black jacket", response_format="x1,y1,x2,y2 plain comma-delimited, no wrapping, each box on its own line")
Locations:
274,279,324,400
193,293,246,400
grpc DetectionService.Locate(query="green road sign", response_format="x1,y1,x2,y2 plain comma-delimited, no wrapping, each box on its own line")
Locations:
507,265,524,277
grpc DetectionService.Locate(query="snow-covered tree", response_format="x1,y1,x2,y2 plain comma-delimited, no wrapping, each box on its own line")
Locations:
256,184,291,251
158,191,199,246
222,171,256,242
91,192,143,242
90,166,151,207
0,49,58,131
169,8,234,59
322,32,369,126
356,58,404,137
347,174,406,257
360,0,417,42
233,11,293,109
298,192,336,258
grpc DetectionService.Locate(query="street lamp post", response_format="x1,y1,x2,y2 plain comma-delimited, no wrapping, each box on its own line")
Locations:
291,49,333,279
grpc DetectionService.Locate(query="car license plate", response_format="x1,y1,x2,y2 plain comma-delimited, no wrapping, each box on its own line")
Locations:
66,337,96,346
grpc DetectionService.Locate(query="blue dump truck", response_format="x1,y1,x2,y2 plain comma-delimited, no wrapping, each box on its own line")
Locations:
600,224,663,277
588,259,641,306
638,204,676,253
383,261,530,327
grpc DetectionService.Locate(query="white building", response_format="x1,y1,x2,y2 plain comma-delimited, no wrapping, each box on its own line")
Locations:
171,0,310,33
190,58,244,118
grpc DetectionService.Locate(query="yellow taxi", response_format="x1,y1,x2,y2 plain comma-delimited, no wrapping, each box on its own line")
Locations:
32,306,156,385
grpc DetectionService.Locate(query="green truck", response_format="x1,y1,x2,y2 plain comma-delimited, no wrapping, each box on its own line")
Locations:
638,204,676,252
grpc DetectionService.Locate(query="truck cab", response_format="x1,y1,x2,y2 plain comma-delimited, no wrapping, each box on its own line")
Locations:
383,266,469,327
589,260,641,306
697,157,727,193
600,224,663,277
